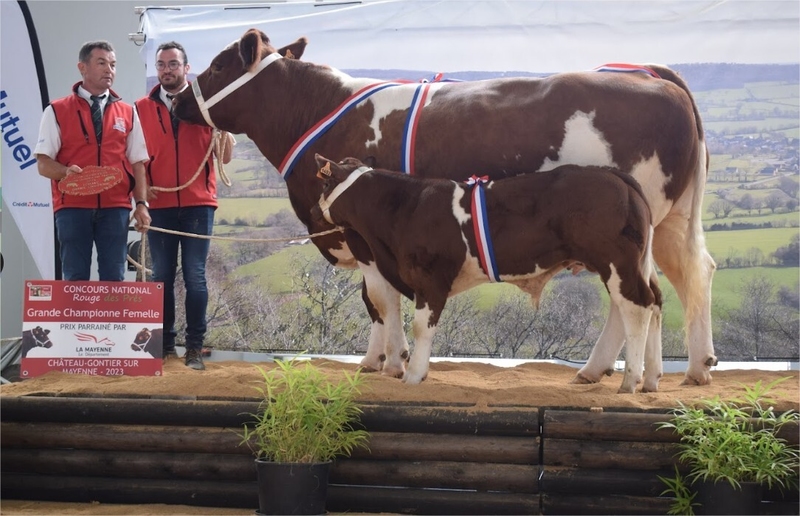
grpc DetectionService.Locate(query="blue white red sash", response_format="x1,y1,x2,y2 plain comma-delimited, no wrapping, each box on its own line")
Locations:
467,175,501,283
280,73,458,180
279,81,405,179
593,63,661,79
400,83,431,175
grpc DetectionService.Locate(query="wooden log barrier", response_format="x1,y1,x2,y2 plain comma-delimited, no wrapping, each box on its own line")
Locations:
541,409,800,515
0,396,540,514
2,397,796,515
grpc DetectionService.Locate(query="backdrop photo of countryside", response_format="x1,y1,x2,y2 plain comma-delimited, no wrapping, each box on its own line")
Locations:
164,63,798,364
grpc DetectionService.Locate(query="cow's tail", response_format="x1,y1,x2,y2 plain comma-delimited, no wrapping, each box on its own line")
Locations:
647,64,712,319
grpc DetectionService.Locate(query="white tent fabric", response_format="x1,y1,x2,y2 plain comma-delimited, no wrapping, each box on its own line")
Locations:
137,0,799,77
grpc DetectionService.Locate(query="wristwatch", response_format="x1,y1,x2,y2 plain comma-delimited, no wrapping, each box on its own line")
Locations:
136,200,149,209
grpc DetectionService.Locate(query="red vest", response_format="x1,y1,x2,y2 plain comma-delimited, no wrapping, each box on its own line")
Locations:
50,82,135,212
135,85,218,209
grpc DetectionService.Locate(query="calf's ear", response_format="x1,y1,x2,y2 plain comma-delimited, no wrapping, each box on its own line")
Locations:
315,153,333,179
278,37,308,60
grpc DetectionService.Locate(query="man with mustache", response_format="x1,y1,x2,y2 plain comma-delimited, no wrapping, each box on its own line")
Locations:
35,40,150,282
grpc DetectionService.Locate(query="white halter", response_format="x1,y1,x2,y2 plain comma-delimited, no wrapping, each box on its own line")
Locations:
317,166,372,224
190,52,283,128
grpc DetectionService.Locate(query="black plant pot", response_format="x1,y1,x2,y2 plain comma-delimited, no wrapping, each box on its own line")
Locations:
255,459,332,515
693,479,762,515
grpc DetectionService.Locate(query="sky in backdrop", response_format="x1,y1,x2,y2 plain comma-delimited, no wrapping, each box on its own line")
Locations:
138,0,800,75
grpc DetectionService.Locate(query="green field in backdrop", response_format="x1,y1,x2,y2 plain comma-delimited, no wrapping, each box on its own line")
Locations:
208,76,798,333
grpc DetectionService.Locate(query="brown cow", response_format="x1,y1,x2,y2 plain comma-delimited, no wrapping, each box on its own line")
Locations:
311,155,663,392
173,28,716,386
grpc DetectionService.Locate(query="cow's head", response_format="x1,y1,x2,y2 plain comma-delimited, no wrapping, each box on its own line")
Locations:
172,28,307,132
31,326,52,348
131,327,152,352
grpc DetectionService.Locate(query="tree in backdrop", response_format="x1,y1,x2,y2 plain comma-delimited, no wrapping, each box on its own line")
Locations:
777,176,799,199
772,234,799,266
283,257,370,354
707,198,736,218
715,274,799,360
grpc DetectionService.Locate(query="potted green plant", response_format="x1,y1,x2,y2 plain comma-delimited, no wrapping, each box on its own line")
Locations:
658,378,800,516
239,359,370,515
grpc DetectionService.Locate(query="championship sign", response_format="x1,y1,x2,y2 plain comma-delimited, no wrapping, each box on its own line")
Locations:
21,280,164,378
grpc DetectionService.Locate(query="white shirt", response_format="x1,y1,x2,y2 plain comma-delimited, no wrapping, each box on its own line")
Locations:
160,84,189,112
34,84,149,165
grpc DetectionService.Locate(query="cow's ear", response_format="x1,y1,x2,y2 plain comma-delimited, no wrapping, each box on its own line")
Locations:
240,28,266,70
44,329,51,335
278,37,308,60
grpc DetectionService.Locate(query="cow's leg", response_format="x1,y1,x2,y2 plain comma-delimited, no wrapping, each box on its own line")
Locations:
359,263,409,378
572,302,625,384
652,215,717,386
403,301,438,385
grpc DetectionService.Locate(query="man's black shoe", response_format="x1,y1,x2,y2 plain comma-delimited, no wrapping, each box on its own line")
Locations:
184,348,205,370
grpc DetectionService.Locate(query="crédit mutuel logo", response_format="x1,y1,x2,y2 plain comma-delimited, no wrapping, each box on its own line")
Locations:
1,89,51,209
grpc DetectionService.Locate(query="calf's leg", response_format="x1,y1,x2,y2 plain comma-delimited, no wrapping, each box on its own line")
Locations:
642,271,663,392
608,267,654,393
403,299,442,385
359,263,409,378
573,302,625,384
641,304,663,392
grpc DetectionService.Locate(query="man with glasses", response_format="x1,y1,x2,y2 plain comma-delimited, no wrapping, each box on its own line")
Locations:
135,41,234,370
35,40,150,281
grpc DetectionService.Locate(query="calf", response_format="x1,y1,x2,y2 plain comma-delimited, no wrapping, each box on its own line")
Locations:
311,155,663,393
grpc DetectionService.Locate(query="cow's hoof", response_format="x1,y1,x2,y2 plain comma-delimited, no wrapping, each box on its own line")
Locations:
357,358,383,373
641,375,661,393
357,364,380,373
570,373,596,385
382,365,405,379
401,372,425,384
617,385,636,394
683,359,714,386
681,372,713,386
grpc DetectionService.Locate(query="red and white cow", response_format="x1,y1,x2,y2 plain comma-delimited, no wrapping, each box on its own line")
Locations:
311,155,663,392
173,28,717,386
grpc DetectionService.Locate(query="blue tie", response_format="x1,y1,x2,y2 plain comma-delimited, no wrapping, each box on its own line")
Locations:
90,95,105,142
166,93,179,134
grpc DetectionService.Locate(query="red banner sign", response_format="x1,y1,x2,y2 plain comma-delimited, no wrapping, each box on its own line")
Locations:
21,280,164,378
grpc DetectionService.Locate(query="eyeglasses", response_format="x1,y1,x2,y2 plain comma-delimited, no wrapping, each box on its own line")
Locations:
155,61,184,71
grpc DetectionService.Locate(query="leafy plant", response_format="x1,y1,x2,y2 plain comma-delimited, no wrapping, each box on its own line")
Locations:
239,359,370,463
659,466,698,515
658,377,800,515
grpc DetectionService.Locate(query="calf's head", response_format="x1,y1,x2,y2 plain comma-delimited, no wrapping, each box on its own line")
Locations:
311,154,373,225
